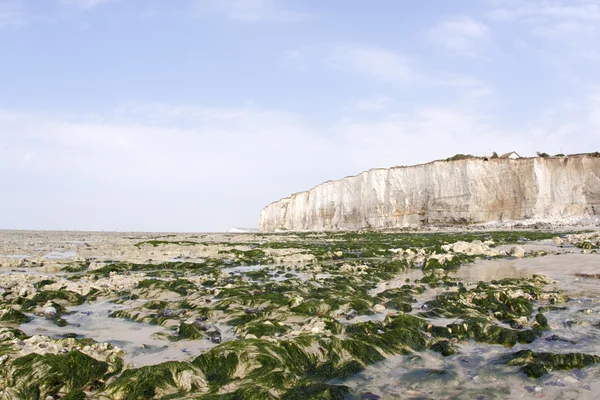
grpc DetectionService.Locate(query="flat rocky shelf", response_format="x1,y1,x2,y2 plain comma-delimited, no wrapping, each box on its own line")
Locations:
1,229,600,399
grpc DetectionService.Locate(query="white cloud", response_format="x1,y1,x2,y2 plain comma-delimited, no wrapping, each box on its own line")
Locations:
2,91,599,231
330,45,412,83
197,0,311,22
489,0,600,39
355,95,394,111
429,17,490,55
0,105,328,231
326,44,490,91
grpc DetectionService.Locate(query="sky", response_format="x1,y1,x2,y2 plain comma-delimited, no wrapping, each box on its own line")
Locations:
1,0,599,232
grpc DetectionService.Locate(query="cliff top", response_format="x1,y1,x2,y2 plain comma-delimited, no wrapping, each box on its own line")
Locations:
264,152,600,208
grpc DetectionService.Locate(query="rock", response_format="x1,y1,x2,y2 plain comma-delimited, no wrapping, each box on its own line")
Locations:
193,320,208,330
18,285,35,297
158,309,183,318
510,246,526,258
206,328,222,343
289,296,304,307
373,304,386,313
545,334,577,344
245,334,258,340
44,306,58,318
360,393,381,400
345,309,358,320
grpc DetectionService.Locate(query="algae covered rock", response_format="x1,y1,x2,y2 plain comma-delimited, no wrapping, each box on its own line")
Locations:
502,350,600,378
106,361,206,399
9,350,111,398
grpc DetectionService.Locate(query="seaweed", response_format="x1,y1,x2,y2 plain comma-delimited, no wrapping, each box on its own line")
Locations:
11,351,110,396
19,290,85,310
0,308,32,324
193,351,239,390
106,361,201,399
501,350,600,378
280,383,349,400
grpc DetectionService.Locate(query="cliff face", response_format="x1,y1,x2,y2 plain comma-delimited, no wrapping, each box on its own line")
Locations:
259,156,600,232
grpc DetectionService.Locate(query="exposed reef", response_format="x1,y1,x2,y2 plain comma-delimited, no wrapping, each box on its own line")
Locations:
1,229,600,398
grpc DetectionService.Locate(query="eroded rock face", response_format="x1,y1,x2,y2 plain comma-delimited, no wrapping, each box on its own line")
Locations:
259,156,600,232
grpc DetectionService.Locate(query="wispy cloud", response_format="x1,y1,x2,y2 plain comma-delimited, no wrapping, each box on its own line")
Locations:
0,104,327,231
325,43,491,97
0,0,25,28
4,89,599,231
196,0,312,22
354,95,394,111
429,16,490,55
489,0,600,39
330,45,413,83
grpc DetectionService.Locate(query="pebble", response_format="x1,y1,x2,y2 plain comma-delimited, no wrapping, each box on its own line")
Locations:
373,304,386,313
510,246,526,258
193,320,208,331
44,306,57,318
346,309,358,320
206,328,222,343
545,334,577,344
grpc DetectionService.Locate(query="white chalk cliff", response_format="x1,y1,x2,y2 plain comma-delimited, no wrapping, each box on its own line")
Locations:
259,155,600,232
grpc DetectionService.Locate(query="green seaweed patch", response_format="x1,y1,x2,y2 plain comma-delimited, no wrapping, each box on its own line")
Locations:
90,261,222,278
240,321,290,338
423,254,476,271
61,261,90,273
429,317,539,348
19,290,85,311
137,278,197,296
172,323,205,341
0,308,32,324
193,351,239,390
218,248,274,265
10,350,111,397
290,301,329,317
375,286,418,312
420,277,546,322
106,361,203,399
63,389,87,400
430,340,458,356
0,327,29,341
144,300,169,310
501,350,600,378
280,383,349,400
417,273,460,288
33,279,57,290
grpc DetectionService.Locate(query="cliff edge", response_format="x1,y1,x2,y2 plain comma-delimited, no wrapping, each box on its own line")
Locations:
259,154,600,232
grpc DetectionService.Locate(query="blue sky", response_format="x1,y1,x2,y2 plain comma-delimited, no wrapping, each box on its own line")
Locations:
1,0,599,232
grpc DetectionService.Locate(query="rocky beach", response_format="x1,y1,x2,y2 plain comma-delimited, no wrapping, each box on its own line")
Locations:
1,227,600,399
